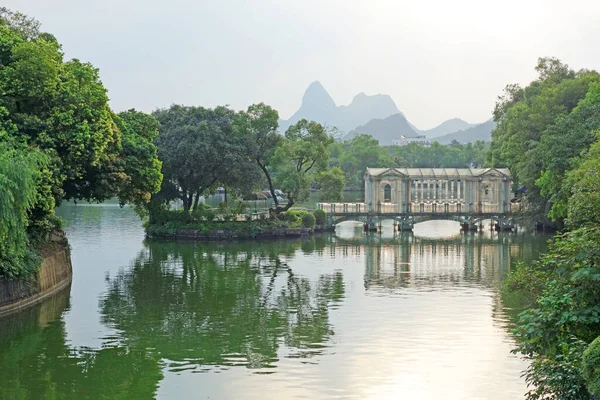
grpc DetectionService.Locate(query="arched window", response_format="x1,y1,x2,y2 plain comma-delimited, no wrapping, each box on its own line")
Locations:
384,184,392,202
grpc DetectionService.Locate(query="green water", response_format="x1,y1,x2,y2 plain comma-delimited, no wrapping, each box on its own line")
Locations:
0,203,551,399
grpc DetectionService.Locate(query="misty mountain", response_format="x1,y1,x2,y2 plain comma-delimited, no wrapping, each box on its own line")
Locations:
434,119,496,144
345,113,418,145
278,81,400,133
419,118,476,138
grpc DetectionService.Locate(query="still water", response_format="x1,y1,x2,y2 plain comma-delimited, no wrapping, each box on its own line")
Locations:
0,203,550,399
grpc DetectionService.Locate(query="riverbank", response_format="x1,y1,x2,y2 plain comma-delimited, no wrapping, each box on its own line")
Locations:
0,232,72,317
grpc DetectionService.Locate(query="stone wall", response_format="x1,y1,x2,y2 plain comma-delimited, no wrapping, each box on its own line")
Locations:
149,227,315,241
0,240,72,317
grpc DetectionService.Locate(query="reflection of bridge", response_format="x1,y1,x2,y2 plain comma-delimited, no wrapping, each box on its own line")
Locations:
317,168,518,231
320,231,547,290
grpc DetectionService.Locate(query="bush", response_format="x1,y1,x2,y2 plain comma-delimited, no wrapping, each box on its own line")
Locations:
583,336,600,395
301,213,316,229
280,210,300,223
313,209,326,225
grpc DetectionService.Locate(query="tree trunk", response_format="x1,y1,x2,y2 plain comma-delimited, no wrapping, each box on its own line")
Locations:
192,190,202,212
182,192,193,214
257,160,279,209
275,196,294,213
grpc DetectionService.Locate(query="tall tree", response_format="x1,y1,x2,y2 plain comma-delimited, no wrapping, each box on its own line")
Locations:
243,103,282,206
488,57,600,223
272,119,333,212
153,105,261,214
0,142,43,277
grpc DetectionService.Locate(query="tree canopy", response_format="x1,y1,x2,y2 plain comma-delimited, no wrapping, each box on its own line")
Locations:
499,59,600,399
488,57,600,226
0,9,162,276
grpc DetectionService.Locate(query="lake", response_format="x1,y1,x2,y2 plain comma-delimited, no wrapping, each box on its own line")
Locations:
0,202,550,399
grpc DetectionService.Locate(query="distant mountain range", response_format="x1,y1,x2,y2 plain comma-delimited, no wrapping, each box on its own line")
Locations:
433,120,496,144
346,114,415,146
280,81,495,144
417,118,476,138
278,81,399,133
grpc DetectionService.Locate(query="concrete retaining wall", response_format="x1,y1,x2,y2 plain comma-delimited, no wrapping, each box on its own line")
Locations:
0,242,72,317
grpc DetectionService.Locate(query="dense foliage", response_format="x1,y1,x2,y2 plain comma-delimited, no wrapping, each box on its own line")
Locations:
488,57,600,226
0,9,162,277
329,134,487,190
0,144,43,277
149,105,336,218
499,59,600,399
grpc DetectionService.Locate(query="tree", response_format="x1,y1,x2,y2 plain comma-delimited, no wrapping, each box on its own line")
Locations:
534,83,600,224
511,227,600,399
242,103,282,206
272,119,333,212
332,134,391,189
153,105,261,214
0,142,43,277
488,58,600,223
317,167,346,202
113,110,163,210
0,18,140,227
564,134,600,228
0,9,163,276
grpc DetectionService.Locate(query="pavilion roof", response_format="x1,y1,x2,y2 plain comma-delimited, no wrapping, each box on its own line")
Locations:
365,168,511,179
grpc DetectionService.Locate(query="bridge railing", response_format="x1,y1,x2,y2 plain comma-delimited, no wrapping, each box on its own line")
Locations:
317,203,368,214
317,201,519,215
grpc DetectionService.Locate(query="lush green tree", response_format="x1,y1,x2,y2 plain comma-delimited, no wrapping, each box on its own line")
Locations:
582,336,600,396
113,110,163,209
511,227,600,399
330,134,391,189
317,167,346,202
0,13,163,229
0,9,163,276
272,119,333,212
488,57,600,223
534,83,600,224
387,140,487,169
242,103,283,205
153,105,261,214
0,143,43,277
564,134,600,229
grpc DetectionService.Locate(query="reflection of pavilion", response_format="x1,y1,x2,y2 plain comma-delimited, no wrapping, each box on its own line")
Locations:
328,233,520,290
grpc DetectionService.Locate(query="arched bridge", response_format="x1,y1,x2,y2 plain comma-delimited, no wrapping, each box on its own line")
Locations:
317,167,519,232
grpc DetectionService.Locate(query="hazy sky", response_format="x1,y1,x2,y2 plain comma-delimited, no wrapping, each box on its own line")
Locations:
5,0,600,129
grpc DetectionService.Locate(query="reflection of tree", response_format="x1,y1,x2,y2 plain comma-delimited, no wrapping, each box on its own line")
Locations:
0,287,163,399
100,239,344,372
0,238,342,398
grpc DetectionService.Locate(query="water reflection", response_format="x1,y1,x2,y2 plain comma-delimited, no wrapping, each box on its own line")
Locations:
101,240,344,374
0,207,553,399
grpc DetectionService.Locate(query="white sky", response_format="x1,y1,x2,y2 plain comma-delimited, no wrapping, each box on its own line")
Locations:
5,0,600,129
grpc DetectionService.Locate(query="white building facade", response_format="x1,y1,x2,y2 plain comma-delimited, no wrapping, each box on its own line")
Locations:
364,167,512,214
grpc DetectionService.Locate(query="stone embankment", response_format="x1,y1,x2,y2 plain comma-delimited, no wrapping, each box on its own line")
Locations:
149,227,320,241
0,232,72,317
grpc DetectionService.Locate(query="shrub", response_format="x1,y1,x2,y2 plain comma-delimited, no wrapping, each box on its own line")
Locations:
313,209,326,225
583,336,600,395
301,213,316,229
280,210,300,223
